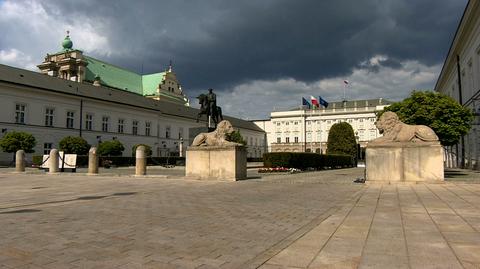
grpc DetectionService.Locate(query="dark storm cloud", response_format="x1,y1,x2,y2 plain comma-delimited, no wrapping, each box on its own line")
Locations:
39,0,467,93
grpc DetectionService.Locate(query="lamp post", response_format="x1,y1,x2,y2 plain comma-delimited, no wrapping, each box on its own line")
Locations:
355,131,360,161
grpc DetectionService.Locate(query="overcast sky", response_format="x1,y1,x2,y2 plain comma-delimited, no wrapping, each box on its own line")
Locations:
0,0,468,119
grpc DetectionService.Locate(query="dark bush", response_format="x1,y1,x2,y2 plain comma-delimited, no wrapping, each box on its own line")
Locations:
0,131,36,153
97,140,125,156
59,136,90,155
33,156,187,168
327,122,357,159
226,130,247,145
263,152,353,169
32,155,43,165
131,144,153,157
87,156,187,167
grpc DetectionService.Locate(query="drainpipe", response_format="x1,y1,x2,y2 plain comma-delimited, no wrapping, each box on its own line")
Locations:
456,54,465,168
79,99,83,137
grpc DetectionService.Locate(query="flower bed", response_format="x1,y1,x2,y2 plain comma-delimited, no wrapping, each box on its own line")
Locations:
258,167,301,173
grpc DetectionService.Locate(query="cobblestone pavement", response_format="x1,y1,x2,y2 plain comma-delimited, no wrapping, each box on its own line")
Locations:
0,168,365,269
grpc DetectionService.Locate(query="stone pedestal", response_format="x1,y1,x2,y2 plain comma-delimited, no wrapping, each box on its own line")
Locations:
186,145,247,181
366,142,444,182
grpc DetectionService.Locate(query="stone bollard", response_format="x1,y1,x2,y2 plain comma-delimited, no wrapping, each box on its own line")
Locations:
135,145,147,176
15,150,25,172
179,139,184,158
88,147,99,174
49,149,59,173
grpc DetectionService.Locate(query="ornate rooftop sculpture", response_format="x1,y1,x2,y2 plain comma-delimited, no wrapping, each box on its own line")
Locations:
371,111,439,143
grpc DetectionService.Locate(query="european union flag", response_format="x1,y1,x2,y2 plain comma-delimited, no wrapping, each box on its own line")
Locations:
319,96,329,108
302,97,311,109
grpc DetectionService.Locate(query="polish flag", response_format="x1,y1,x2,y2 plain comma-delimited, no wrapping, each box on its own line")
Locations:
310,96,320,107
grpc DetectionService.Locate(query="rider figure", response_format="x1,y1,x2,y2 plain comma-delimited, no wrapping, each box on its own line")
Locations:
207,88,216,116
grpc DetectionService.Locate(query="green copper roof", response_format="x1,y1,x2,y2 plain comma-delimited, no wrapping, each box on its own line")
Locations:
142,72,166,96
84,56,143,94
82,56,183,104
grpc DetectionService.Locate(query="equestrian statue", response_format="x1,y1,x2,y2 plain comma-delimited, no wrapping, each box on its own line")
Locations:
196,88,223,128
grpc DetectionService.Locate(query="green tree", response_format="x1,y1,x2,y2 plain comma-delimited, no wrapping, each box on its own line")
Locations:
226,130,247,145
97,140,125,156
0,131,36,153
59,136,89,155
326,122,357,158
383,91,473,146
131,144,152,157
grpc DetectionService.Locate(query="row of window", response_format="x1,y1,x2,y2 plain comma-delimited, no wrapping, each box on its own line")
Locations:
276,129,378,143
15,104,184,138
245,136,264,147
275,118,376,126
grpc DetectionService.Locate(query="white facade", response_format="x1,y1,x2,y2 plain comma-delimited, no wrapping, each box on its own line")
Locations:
253,99,390,156
0,65,265,164
435,0,480,169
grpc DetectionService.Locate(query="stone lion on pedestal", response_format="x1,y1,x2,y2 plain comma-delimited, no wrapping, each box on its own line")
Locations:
191,120,243,147
372,111,439,143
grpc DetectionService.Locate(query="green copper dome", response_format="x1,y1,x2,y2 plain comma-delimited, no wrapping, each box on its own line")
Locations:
62,34,73,50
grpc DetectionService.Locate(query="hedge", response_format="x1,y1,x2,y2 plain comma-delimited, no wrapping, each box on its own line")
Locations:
33,155,185,167
263,152,354,169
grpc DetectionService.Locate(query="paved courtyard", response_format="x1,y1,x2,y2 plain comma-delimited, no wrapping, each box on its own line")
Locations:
0,167,479,268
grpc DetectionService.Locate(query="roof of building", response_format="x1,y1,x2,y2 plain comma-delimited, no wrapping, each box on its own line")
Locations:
0,63,264,133
288,98,392,111
142,72,166,96
434,0,475,92
83,56,167,97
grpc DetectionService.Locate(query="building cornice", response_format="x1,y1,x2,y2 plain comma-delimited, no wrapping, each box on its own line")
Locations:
435,0,477,91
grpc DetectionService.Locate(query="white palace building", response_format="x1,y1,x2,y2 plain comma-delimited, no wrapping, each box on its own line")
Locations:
0,34,266,164
253,98,391,158
435,0,480,169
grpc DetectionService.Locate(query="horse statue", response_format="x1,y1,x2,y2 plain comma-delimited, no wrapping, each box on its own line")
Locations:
196,93,223,126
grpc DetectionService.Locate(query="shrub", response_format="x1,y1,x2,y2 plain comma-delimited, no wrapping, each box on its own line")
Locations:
32,155,43,165
131,144,152,157
226,130,247,145
97,140,125,156
59,136,90,154
263,152,353,169
327,122,357,159
94,156,185,167
0,131,36,153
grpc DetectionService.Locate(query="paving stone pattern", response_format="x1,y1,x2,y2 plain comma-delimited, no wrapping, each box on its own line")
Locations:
1,168,480,268
261,183,480,269
0,168,364,269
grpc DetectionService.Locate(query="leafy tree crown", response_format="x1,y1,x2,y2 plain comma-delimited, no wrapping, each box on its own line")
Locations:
0,131,36,153
59,136,90,155
326,122,357,158
226,130,247,146
97,140,125,156
383,91,473,146
131,144,153,157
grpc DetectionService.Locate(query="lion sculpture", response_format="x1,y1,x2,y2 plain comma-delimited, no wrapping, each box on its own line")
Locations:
372,111,439,143
191,120,243,147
